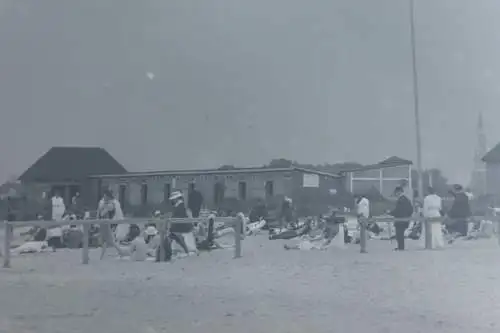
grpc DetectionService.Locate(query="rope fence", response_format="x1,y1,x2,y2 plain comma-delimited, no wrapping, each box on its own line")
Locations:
2,213,246,268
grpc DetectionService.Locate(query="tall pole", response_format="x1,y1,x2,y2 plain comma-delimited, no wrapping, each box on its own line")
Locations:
410,0,429,248
409,0,423,203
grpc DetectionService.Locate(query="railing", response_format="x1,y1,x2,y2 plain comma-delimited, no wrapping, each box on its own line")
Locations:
2,213,246,268
357,215,500,253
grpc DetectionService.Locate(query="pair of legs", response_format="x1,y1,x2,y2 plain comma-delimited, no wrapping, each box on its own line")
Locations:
170,232,190,254
394,222,409,250
155,232,191,262
100,223,126,259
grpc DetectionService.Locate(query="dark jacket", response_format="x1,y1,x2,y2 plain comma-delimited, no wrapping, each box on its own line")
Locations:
448,192,471,219
188,190,203,211
170,201,193,233
390,195,413,225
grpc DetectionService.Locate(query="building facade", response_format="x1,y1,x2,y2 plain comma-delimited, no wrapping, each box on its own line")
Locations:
89,167,350,217
483,142,500,201
17,146,413,219
344,156,413,201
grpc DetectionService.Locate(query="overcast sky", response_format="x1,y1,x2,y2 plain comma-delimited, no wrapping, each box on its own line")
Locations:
1,0,499,184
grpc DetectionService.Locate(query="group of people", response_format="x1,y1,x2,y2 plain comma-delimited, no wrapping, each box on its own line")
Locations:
24,184,211,261
97,188,212,261
354,183,472,251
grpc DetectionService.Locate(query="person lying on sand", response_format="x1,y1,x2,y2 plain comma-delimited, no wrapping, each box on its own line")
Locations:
269,219,312,240
284,218,338,250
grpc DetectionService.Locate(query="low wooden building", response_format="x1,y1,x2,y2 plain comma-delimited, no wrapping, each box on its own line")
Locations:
18,146,127,210
90,166,350,216
17,146,350,217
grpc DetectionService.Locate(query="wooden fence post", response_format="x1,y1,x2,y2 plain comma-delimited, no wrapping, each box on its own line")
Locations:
3,223,12,268
424,217,432,250
496,217,500,247
234,213,244,258
359,218,367,253
159,219,167,262
82,224,90,264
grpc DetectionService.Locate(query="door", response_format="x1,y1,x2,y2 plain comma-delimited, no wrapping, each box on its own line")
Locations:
119,184,127,212
214,182,225,207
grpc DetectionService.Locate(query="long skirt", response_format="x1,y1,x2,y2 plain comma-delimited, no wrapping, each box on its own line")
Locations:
421,222,445,249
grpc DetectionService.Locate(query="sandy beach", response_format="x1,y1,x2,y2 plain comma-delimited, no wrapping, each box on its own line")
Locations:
1,236,500,333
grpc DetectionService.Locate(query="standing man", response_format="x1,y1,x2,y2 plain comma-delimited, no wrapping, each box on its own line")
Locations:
280,197,293,229
188,184,203,218
71,192,84,219
390,186,414,251
448,184,471,239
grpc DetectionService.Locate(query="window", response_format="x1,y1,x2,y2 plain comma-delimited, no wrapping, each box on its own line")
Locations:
163,183,171,203
238,181,247,200
141,183,148,205
119,184,127,209
265,181,274,198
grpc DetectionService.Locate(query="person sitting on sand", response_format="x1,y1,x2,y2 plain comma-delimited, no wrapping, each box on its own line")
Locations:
129,233,148,261
249,199,268,223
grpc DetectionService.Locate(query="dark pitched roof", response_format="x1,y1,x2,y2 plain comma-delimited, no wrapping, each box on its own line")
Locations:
19,147,127,182
90,166,342,179
483,143,500,163
338,157,412,173
378,156,413,166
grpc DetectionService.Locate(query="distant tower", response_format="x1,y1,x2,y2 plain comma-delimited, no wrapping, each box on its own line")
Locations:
470,112,487,196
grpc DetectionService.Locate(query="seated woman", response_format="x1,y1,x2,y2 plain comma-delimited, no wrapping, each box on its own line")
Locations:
249,199,268,223
129,233,148,261
144,225,158,244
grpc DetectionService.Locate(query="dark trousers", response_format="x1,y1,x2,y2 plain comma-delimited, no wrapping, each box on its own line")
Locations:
190,207,201,218
455,219,468,237
170,232,189,254
395,222,409,250
156,236,172,262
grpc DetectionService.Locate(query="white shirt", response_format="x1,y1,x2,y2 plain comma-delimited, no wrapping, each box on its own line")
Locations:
357,197,370,218
97,198,124,220
130,237,148,261
423,194,442,218
51,196,66,220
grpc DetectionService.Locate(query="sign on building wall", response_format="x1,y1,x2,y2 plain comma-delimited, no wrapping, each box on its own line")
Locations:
303,174,319,187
